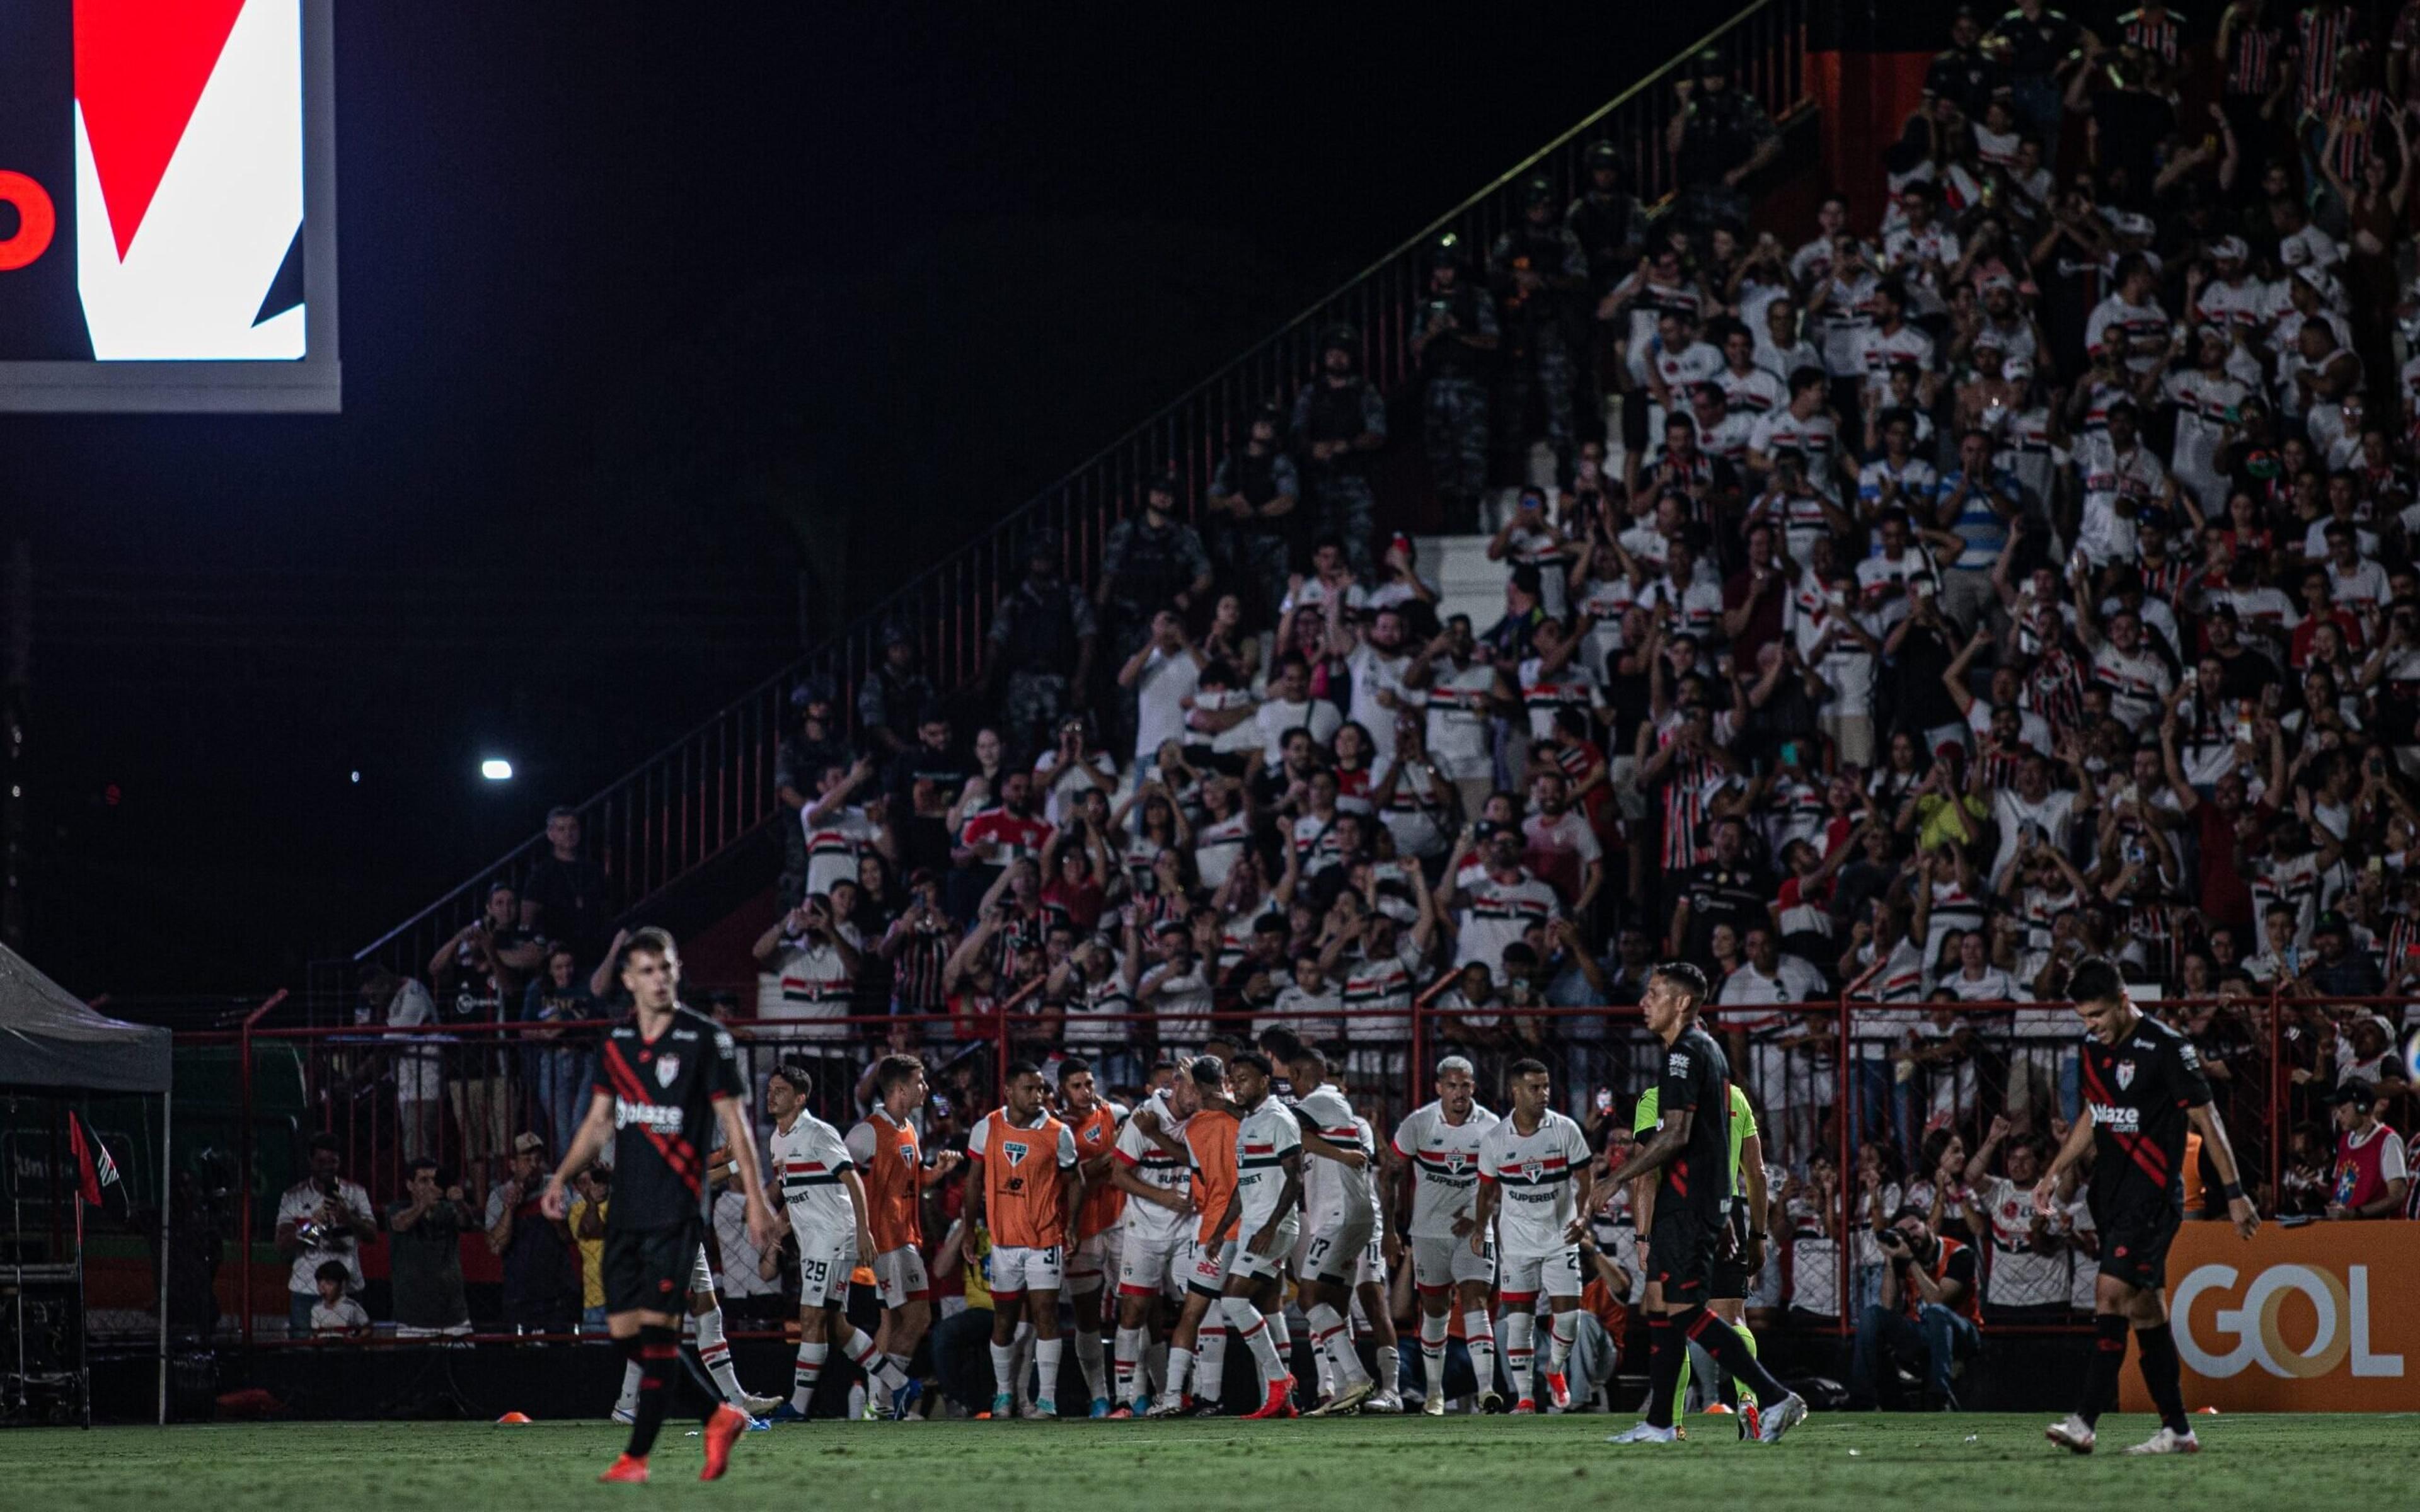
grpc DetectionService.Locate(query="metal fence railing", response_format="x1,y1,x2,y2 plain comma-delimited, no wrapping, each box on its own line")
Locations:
168,983,2405,1353
320,0,1814,1020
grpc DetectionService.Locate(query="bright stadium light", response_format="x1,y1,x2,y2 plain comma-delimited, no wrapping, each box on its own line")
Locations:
480,759,514,781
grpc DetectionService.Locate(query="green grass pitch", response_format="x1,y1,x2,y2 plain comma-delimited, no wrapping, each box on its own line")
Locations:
3,1412,2412,1510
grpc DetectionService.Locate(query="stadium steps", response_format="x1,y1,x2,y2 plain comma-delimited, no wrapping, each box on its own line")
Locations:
320,0,1814,1017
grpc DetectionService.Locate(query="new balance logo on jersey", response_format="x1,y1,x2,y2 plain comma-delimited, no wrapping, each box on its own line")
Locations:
616,1099,685,1133
2088,1101,2141,1131
655,1053,681,1088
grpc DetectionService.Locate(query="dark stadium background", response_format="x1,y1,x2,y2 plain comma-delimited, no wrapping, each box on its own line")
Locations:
2,3,1724,994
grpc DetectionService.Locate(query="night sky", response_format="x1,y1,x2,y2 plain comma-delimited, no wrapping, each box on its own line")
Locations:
4,3,1730,996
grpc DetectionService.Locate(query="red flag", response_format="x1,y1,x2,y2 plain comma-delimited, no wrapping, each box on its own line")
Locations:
66,1111,117,1206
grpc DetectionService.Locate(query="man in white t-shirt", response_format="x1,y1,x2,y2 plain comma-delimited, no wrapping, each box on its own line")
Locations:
1405,616,1501,823
1117,610,1205,765
276,1135,378,1335
1255,652,1343,765
1339,606,1417,763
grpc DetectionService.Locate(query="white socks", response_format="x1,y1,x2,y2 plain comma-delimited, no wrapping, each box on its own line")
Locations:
792,1341,827,1412
1223,1297,1284,1385
1307,1303,1368,1389
988,1341,1017,1401
839,1322,907,1395
1114,1326,1147,1405
1464,1309,1497,1399
1034,1337,1064,1405
1160,1344,1196,1407
693,1307,747,1406
1376,1344,1400,1395
1419,1310,1448,1399
1548,1310,1577,1372
1501,1310,1535,1400
1197,1330,1228,1404
1069,1310,1108,1402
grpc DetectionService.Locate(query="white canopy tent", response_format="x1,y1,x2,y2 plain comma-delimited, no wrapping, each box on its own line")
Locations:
0,941,172,1424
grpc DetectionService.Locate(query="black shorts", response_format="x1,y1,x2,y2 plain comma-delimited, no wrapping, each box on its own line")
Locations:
1647,1208,1718,1305
604,1220,702,1316
1708,1205,1754,1298
2094,1199,2182,1292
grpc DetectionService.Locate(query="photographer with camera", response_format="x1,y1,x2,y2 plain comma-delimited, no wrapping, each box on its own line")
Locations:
1848,1201,1981,1411
386,1157,475,1337
274,1132,378,1337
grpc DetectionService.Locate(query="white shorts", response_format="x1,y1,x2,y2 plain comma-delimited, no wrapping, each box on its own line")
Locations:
989,1242,1064,1300
797,1233,857,1309
689,1243,717,1298
1300,1217,1376,1286
872,1246,932,1308
1227,1219,1299,1283
1066,1229,1115,1290
1181,1236,1235,1297
1357,1230,1388,1289
1117,1228,1184,1298
1410,1232,1496,1291
1498,1246,1583,1302
394,1048,441,1102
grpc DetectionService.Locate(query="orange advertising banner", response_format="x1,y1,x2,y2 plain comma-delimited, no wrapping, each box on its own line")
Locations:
2119,1222,2420,1412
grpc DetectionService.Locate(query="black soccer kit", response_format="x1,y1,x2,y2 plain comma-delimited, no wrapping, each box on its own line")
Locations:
2078,1013,2213,1291
1646,1023,1734,1305
591,1004,746,1313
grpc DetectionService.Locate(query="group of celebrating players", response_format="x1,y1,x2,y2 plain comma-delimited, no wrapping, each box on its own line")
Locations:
534,928,2254,1481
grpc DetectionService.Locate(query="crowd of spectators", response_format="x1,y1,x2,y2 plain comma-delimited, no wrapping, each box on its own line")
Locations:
312,3,2420,1354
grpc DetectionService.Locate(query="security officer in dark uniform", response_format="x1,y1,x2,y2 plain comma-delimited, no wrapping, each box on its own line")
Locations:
984,528,1097,760
1669,50,1779,234
1410,234,1500,533
1207,403,1303,626
1925,5,2011,120
1291,326,1387,578
1489,176,1590,488
1566,140,1647,295
1097,472,1213,750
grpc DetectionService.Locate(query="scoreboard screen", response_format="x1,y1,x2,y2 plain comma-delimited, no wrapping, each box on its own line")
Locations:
0,0,338,411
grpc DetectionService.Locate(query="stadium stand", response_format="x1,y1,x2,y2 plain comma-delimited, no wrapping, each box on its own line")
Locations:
166,0,2420,1426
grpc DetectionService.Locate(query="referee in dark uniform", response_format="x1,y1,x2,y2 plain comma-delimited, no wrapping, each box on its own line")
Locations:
543,927,784,1483
2035,958,2259,1457
1605,961,1808,1446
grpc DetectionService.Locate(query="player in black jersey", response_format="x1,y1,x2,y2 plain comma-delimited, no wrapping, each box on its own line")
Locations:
1605,961,1808,1446
2034,958,2259,1457
543,928,783,1483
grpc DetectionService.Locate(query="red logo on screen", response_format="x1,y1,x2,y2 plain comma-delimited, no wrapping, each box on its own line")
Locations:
0,172,56,271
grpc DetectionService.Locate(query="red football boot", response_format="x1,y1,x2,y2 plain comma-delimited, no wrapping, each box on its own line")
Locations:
700,1404,748,1480
599,1454,649,1484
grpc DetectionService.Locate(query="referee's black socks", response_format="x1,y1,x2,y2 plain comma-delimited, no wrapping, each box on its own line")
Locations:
1674,1307,1789,1406
2133,1323,2191,1436
2079,1312,2129,1427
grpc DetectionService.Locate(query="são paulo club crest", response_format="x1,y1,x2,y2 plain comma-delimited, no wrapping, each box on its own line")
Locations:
1443,1148,1469,1176
655,1052,681,1088
1522,1160,1545,1184
2116,1062,2135,1091
1003,1141,1030,1164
